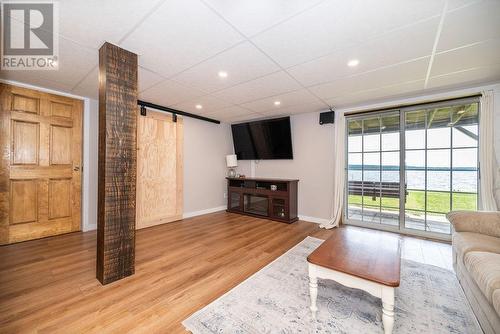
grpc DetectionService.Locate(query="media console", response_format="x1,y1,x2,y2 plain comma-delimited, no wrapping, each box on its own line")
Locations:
226,177,298,224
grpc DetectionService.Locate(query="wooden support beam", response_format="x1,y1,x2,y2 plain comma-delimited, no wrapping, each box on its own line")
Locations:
97,42,138,285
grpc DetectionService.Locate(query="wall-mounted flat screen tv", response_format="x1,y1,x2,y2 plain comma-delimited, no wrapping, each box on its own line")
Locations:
231,116,293,160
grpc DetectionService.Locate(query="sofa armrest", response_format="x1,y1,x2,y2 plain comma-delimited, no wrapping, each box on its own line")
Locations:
446,211,500,238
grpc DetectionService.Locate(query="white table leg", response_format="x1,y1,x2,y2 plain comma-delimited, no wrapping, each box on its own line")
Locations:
308,265,318,320
381,286,395,334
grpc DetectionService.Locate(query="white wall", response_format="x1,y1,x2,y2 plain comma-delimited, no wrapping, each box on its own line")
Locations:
82,99,99,231
240,112,335,223
183,118,234,216
235,82,500,223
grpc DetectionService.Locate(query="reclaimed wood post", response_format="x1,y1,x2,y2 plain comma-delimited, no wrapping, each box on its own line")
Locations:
97,42,137,285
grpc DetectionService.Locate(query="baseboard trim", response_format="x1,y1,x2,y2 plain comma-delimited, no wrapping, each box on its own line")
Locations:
183,205,227,219
83,224,97,232
298,215,330,225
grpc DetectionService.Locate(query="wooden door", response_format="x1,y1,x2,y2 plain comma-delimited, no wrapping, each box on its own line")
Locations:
136,109,183,229
0,84,82,245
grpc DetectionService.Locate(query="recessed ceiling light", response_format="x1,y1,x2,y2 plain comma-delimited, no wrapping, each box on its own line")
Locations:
195,104,203,110
347,59,360,67
274,101,281,106
218,71,228,78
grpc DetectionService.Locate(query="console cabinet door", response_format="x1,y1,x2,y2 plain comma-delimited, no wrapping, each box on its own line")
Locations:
270,197,288,220
228,191,242,211
0,84,82,245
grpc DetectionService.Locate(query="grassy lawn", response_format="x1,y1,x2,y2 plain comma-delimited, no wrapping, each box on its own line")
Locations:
348,190,477,216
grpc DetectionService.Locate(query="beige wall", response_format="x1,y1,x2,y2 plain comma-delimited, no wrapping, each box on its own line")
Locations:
85,102,233,229
183,117,233,214
236,112,334,221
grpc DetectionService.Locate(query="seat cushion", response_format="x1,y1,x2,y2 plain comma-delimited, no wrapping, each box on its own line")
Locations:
464,251,500,303
493,290,500,318
453,232,500,263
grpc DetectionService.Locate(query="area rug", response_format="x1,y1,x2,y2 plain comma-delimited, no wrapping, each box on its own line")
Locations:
182,237,481,333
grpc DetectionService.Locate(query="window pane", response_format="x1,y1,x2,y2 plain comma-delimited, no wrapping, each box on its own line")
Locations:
453,148,477,169
363,118,380,152
406,189,425,211
427,171,450,191
452,192,477,211
406,110,426,149
451,103,478,127
452,171,477,193
452,125,478,148
405,210,426,231
427,149,450,168
426,213,450,234
406,150,425,168
427,127,451,149
348,135,362,152
427,107,451,149
426,191,450,214
382,152,399,182
381,114,400,151
406,171,425,190
406,150,425,190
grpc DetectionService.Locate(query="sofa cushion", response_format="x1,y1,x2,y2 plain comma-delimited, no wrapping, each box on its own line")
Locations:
493,290,500,318
464,251,500,303
453,232,500,263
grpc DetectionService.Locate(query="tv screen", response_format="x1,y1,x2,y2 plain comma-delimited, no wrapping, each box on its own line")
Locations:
231,117,293,160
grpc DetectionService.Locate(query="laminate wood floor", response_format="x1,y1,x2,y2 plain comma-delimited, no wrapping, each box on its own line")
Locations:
0,211,451,333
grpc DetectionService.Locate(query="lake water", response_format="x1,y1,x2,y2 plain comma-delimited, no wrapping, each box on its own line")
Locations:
348,170,477,192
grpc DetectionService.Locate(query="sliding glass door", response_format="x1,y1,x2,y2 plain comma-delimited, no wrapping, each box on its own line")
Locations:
345,99,479,239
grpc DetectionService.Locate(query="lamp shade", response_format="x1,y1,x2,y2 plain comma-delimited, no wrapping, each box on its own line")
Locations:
226,154,238,168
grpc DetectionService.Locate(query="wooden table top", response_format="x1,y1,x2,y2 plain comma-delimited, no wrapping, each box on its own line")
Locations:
307,227,402,287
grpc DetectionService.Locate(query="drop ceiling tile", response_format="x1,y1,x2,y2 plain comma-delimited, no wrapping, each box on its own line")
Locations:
59,0,162,48
72,67,98,99
432,39,500,76
225,112,264,124
121,0,244,78
310,57,429,100
172,42,279,93
138,67,166,92
327,80,425,108
139,79,206,107
203,0,324,37
71,65,166,99
252,0,443,68
212,71,301,104
171,95,232,114
438,0,500,52
288,18,438,87
204,105,252,118
240,89,324,113
204,105,262,123
427,65,500,89
260,102,327,116
2,36,96,96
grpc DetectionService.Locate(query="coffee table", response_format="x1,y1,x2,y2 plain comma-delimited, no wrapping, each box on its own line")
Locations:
307,228,401,334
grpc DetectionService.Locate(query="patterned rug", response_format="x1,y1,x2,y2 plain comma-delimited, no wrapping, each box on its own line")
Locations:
183,236,481,333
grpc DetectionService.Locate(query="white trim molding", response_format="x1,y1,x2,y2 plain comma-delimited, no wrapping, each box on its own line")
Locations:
183,206,227,219
299,215,330,225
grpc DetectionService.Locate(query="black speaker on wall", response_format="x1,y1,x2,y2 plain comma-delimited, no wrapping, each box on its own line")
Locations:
319,110,335,125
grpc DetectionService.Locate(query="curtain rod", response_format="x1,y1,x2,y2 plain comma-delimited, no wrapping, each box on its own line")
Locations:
344,93,483,116
137,100,221,124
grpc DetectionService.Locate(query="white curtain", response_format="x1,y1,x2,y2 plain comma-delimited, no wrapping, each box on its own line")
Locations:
479,90,498,211
321,112,345,229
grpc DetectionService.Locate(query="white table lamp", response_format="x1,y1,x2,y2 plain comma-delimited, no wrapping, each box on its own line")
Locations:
226,154,238,177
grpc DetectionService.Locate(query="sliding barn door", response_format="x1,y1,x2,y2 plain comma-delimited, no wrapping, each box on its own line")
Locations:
136,109,183,229
0,84,82,245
